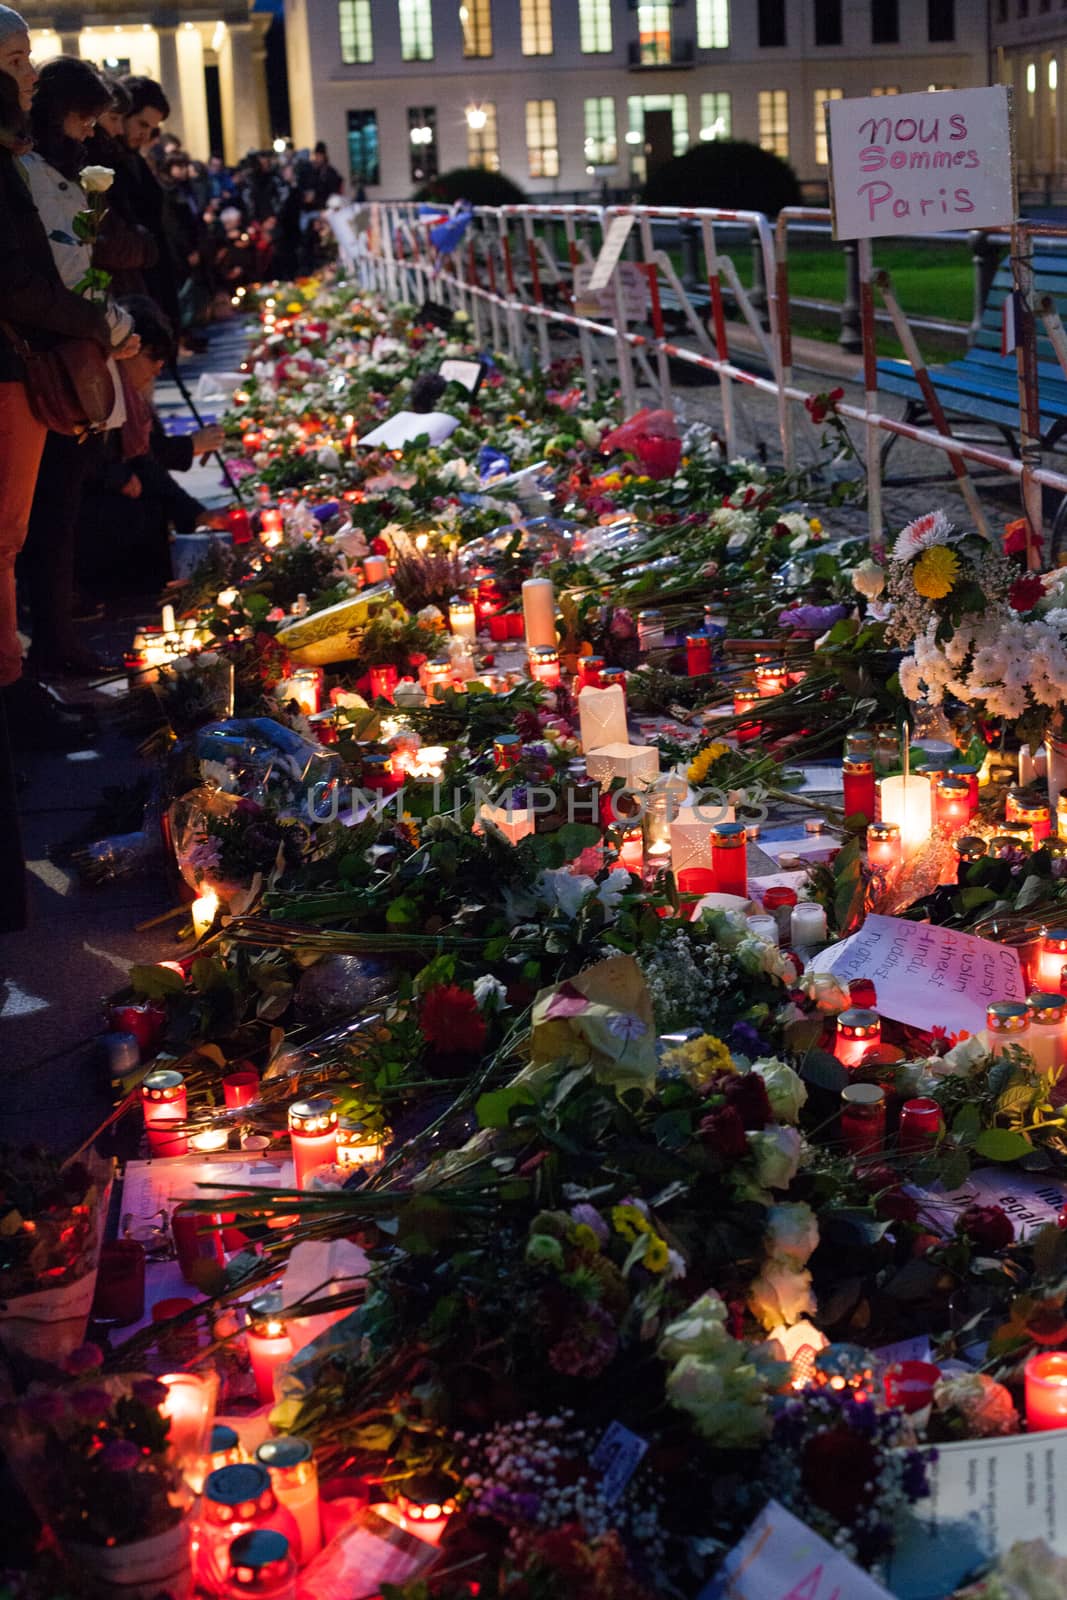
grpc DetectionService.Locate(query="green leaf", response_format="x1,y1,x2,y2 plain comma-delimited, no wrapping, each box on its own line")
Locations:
475,1084,536,1129
1033,1222,1067,1279
800,1049,849,1093
191,956,228,993
395,1196,455,1255
958,886,997,911
128,962,185,1000
385,895,420,926
974,1128,1034,1162
951,1103,982,1145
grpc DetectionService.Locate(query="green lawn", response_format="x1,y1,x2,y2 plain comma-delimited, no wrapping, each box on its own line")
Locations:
731,239,979,326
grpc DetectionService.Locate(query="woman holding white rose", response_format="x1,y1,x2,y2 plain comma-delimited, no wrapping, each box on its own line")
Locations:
17,56,141,676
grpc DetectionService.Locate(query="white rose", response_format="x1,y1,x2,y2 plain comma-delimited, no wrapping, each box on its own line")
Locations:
940,1033,990,1075
752,1058,808,1125
748,1261,816,1331
472,974,508,1013
852,558,886,599
80,164,114,194
765,1202,819,1266
658,1290,729,1362
746,1125,803,1191
799,967,851,1013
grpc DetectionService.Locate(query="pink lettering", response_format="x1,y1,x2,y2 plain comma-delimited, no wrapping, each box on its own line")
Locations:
858,179,893,220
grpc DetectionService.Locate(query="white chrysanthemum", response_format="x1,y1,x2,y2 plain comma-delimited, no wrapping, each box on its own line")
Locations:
891,508,955,563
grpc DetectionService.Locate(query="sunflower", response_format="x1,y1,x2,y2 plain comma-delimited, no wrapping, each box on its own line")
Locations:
642,1234,670,1273
912,544,960,599
687,742,730,785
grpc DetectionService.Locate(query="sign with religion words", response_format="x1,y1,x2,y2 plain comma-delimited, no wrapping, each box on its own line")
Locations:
700,1500,894,1600
828,86,1016,239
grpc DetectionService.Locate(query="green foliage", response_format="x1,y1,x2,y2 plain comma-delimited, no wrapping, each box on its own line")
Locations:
413,167,527,206
643,139,802,215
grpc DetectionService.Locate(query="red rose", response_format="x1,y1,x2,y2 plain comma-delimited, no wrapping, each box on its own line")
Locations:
801,1426,878,1523
875,1188,920,1225
1010,575,1045,613
699,1104,749,1161
958,1204,1014,1252
419,984,487,1055
849,978,878,1008
723,1071,773,1130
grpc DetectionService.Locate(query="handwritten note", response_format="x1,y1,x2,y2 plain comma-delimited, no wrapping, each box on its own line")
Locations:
586,214,636,293
889,1430,1067,1599
358,411,459,449
828,86,1016,239
574,261,649,320
700,1500,894,1600
810,913,1024,1036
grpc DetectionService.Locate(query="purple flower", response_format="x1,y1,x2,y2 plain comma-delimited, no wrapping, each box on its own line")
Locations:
69,1387,112,1421
132,1379,169,1408
777,604,848,634
99,1439,140,1472
569,1203,609,1243
63,1342,103,1376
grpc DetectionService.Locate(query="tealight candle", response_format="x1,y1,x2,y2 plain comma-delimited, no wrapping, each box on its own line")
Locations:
246,1293,294,1405
277,669,322,716
867,821,902,870
935,775,971,832
984,1000,1030,1054
521,577,556,648
260,508,284,546
710,821,748,897
790,901,828,948
686,634,712,676
393,1487,459,1547
879,773,932,857
842,757,876,825
1026,1352,1067,1430
142,1069,187,1157
189,1127,230,1153
256,1438,322,1564
1027,992,1066,1073
448,598,477,642
834,1007,881,1069
336,1116,388,1169
288,1097,338,1189
225,1528,297,1593
754,663,789,697
193,887,220,939
363,554,389,583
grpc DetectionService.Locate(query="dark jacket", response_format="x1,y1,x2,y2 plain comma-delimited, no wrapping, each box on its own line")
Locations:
0,143,110,383
109,143,180,332
85,128,159,284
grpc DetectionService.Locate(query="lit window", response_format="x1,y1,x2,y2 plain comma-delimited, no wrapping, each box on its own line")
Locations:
1051,58,1060,90
338,0,372,63
813,87,842,165
461,0,493,56
626,94,690,159
347,109,379,186
758,89,789,158
526,99,559,178
1028,60,1037,95
579,0,612,52
521,0,553,54
584,96,618,166
637,3,672,65
399,0,433,61
696,0,729,48
699,91,731,140
466,101,499,169
871,85,900,95
408,105,437,183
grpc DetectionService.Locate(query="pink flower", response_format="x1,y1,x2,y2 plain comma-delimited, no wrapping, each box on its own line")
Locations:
63,1342,103,1375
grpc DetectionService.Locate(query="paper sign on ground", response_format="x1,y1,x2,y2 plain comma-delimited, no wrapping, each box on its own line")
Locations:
908,1167,1067,1241
699,1499,894,1600
828,86,1016,239
358,410,459,449
809,913,1024,1036
574,261,649,320
889,1430,1067,1599
586,214,636,293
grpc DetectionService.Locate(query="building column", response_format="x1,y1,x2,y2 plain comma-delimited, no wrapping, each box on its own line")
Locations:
176,25,210,161
219,22,265,165
58,30,80,56
156,25,183,136
252,16,271,147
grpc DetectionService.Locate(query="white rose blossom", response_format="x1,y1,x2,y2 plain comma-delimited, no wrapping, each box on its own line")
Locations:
80,164,114,194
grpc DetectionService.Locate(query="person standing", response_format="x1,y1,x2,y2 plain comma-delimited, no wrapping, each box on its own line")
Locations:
112,75,180,340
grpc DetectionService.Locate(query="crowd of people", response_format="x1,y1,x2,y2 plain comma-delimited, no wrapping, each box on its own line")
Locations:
0,3,345,782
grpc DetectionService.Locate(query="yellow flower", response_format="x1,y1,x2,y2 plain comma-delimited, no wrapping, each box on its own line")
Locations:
611,1203,651,1241
913,544,959,599
643,1234,670,1273
660,1033,734,1088
687,742,730,786
572,1223,600,1254
809,518,822,534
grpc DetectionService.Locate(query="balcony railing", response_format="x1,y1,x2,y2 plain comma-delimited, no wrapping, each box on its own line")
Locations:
627,36,695,68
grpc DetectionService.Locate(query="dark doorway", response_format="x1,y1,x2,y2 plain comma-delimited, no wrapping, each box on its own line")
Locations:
204,63,224,158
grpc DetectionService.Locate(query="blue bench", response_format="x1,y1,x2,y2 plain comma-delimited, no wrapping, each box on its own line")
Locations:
876,248,1067,463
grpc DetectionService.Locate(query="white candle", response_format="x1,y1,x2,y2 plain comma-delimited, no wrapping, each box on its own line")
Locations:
521,577,556,648
188,1127,230,1153
449,599,477,642
161,603,176,634
1019,744,1037,787
878,774,932,856
790,902,828,947
578,685,628,753
747,914,779,945
256,1437,321,1564
159,1371,218,1468
192,888,219,938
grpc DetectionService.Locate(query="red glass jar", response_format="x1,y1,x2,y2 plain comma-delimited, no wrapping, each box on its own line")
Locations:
196,1465,300,1596
1017,795,1052,847
493,734,522,771
686,635,711,676
227,506,253,546
867,820,902,870
172,1203,226,1285
954,835,987,884
710,822,748,897
842,757,876,825
840,1082,886,1156
762,886,798,943
578,656,605,689
949,763,979,815
935,774,971,832
898,1097,943,1152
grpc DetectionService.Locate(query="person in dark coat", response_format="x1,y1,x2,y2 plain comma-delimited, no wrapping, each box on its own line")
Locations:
112,76,180,340
85,73,159,296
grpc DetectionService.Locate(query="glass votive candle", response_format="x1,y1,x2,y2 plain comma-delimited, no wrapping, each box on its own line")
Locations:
1017,795,1052,847
488,614,510,643
954,834,987,882
1006,784,1027,823
867,820,902,870
710,821,748,897
842,757,876,825
790,901,827,947
142,1069,187,1156
1027,992,1066,1073
577,655,605,689
336,1116,388,1169
762,886,798,943
1039,930,1067,990
493,733,521,771
985,1000,1031,1053
448,598,477,641
246,1293,294,1405
949,763,980,815
361,752,395,792
172,1202,226,1284
935,775,971,832
1026,1352,1067,1431
898,1097,943,1152
840,1082,886,1156
424,657,453,701
637,609,664,652
91,1238,146,1324
256,1437,321,1564
363,554,390,583
227,506,252,545
834,1007,882,1069
686,634,711,676
747,913,779,946
198,1464,299,1595
160,1369,219,1470
528,645,561,687
754,663,789,697
368,664,398,703
845,729,875,761
288,1097,338,1190
1057,790,1067,841
223,1528,298,1598
732,685,761,719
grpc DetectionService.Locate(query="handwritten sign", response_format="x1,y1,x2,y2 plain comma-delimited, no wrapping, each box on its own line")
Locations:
828,86,1016,239
889,1430,1067,1599
586,213,636,293
910,1167,1067,1241
810,913,1024,1037
574,261,649,321
700,1500,894,1600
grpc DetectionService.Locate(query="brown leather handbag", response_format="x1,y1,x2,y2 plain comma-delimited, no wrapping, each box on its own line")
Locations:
0,318,115,437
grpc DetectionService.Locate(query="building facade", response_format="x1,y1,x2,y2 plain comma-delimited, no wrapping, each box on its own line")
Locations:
991,1,1067,195
22,0,271,162
283,0,990,197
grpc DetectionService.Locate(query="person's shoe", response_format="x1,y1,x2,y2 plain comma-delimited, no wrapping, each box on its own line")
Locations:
3,678,98,750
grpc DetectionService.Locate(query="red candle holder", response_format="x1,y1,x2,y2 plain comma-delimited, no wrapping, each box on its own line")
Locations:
950,763,979,815
142,1069,187,1157
368,664,398,703
898,1097,942,1152
506,614,525,640
288,1097,338,1189
1017,796,1051,847
488,615,510,643
710,822,748,897
494,734,522,770
223,1069,260,1110
577,655,605,689
842,758,876,826
226,505,253,545
867,821,902,870
935,775,971,833
172,1203,226,1286
110,1002,166,1050
839,1082,885,1156
686,635,711,676
834,1008,881,1069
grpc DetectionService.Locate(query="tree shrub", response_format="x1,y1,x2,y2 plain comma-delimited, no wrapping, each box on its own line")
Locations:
413,167,527,206
643,140,801,216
